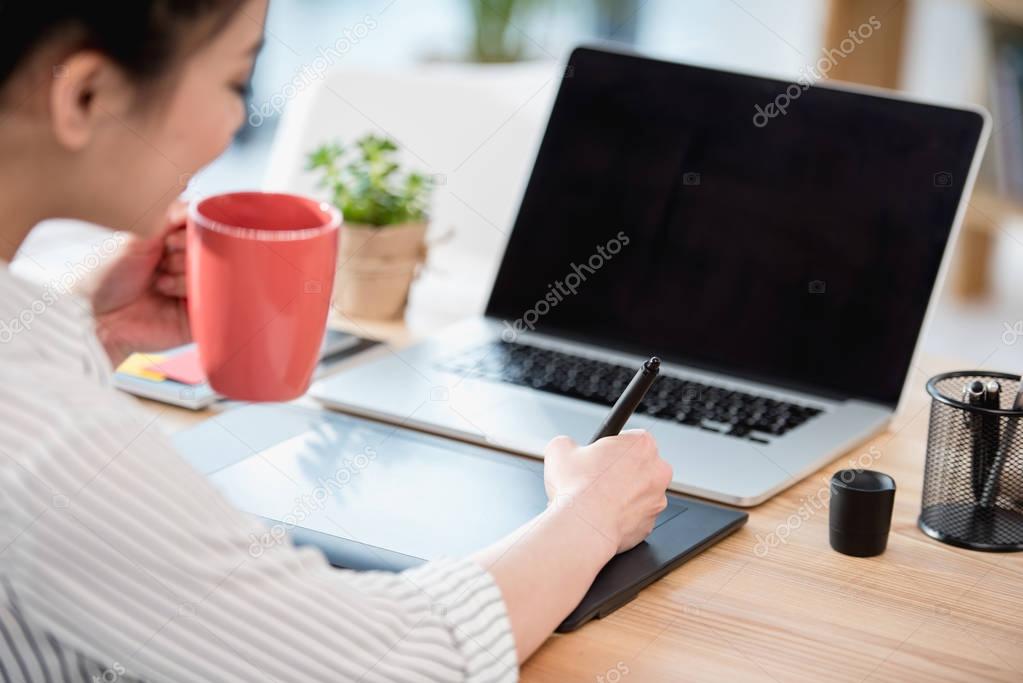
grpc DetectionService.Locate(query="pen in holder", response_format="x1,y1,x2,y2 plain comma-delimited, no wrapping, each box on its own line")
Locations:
921,372,1023,551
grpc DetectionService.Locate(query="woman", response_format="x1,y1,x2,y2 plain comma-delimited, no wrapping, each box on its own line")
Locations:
0,2,672,681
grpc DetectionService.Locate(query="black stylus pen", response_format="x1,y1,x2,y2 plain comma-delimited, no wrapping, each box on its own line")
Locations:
590,357,661,443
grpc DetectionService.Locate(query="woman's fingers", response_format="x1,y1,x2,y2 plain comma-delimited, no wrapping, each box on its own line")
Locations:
156,274,186,298
158,199,188,255
543,434,579,458
166,199,188,229
164,225,187,252
160,250,186,274
158,203,188,297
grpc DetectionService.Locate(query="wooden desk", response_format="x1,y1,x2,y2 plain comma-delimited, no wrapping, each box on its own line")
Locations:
142,320,1023,683
521,369,1023,682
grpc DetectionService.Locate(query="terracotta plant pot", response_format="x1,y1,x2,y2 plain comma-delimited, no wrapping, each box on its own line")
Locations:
332,221,427,319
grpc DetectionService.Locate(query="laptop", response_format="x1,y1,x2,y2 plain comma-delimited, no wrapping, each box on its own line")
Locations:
173,404,748,632
312,46,990,506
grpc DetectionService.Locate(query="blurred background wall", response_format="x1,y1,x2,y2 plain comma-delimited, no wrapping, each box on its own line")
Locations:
16,0,1023,375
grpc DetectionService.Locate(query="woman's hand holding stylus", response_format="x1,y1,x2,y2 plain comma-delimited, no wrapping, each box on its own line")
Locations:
544,430,673,554
474,430,672,663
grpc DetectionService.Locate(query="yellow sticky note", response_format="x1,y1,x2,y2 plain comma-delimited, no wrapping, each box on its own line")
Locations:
117,353,167,382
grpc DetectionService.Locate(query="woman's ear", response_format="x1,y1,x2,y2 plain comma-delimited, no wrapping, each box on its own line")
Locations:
49,50,133,150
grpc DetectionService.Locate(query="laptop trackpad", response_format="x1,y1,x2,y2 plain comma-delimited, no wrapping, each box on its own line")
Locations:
207,418,683,561
445,379,606,450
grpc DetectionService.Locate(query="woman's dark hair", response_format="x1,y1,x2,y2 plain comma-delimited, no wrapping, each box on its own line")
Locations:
0,1,243,90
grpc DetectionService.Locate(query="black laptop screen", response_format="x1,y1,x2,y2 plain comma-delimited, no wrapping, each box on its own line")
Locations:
485,47,985,406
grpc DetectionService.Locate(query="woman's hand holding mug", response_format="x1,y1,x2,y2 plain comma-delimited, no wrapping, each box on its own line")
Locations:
91,200,191,367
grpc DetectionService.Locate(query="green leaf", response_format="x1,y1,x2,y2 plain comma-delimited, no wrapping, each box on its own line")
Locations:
306,133,435,227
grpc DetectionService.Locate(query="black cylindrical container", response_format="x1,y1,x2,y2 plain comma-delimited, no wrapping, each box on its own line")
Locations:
829,469,896,557
921,372,1023,551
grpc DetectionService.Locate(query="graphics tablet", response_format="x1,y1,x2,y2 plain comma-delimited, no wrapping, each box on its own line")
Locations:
174,404,747,632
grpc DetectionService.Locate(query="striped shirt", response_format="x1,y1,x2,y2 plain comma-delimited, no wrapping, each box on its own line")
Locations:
0,263,518,682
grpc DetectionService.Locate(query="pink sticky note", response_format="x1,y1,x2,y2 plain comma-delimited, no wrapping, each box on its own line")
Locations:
147,349,206,385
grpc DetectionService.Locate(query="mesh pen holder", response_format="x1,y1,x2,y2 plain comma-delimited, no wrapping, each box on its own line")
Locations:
921,371,1023,551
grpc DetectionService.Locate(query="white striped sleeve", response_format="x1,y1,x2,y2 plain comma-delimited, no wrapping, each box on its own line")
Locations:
0,370,518,683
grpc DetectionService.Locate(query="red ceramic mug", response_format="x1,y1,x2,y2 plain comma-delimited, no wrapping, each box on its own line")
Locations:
186,191,340,401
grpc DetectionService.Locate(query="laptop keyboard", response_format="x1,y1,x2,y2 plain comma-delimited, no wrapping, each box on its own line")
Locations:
436,340,823,443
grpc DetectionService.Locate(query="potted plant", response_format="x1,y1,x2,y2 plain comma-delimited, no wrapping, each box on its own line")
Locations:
466,0,542,63
307,135,433,319
461,0,640,63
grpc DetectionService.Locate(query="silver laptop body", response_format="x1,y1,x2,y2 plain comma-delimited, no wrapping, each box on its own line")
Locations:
312,47,989,506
